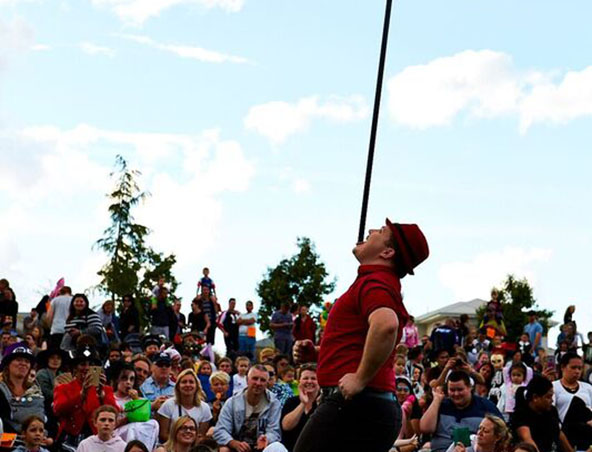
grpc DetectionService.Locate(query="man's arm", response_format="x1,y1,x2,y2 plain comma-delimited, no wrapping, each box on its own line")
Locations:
419,386,444,434
338,307,398,399
534,330,542,350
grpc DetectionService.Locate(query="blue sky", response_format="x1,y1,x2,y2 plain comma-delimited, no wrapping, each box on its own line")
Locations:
1,0,591,344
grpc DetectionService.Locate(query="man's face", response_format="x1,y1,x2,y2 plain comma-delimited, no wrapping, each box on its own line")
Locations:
174,301,181,312
229,300,236,311
1,333,11,346
159,289,168,300
264,365,276,388
145,344,159,356
134,361,150,385
437,351,450,368
95,411,116,439
109,351,121,362
202,286,210,296
352,225,394,263
153,362,171,381
247,368,269,397
562,358,583,383
447,380,472,408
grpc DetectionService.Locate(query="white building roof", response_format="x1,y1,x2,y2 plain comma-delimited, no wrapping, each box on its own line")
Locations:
414,298,487,324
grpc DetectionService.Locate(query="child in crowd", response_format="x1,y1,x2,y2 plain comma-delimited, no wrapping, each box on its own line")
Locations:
497,361,533,420
197,267,216,295
76,405,126,452
209,371,231,426
279,365,298,395
217,357,233,375
394,355,408,377
232,356,250,394
13,416,50,452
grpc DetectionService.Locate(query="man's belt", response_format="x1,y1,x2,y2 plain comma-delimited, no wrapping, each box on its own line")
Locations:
320,386,395,401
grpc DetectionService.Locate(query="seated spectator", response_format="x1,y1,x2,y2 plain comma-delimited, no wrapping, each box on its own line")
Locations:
217,357,233,375
75,405,126,452
430,355,486,389
233,356,250,395
53,345,117,451
281,364,320,452
553,352,592,451
35,347,67,437
0,344,45,434
155,415,199,452
132,355,152,387
213,364,285,452
394,354,408,377
511,375,572,452
124,440,150,452
111,362,159,449
264,363,293,407
445,414,510,452
209,371,231,425
140,352,175,412
157,369,212,442
426,349,451,384
60,293,105,351
278,365,297,395
98,300,120,342
12,415,50,452
419,370,502,452
395,376,421,438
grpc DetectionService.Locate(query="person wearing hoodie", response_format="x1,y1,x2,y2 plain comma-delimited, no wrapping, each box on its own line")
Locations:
75,405,126,452
213,364,286,452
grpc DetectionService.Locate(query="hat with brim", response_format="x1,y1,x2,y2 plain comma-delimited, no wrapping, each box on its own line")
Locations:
0,342,35,371
36,347,69,369
386,218,429,277
69,345,101,365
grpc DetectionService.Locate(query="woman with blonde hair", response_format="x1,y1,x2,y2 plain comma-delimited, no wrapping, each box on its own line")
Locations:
154,416,199,452
447,414,511,452
157,368,211,442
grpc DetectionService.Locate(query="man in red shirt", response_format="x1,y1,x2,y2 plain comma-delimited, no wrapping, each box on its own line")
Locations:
293,218,429,452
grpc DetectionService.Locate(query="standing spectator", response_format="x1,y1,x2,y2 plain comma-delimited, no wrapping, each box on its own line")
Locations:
119,294,140,340
188,297,210,336
60,294,105,351
0,280,18,330
270,303,294,356
238,300,257,360
213,364,285,452
152,276,167,298
497,362,532,420
292,305,316,344
75,405,126,452
553,352,592,450
281,364,320,452
523,311,543,358
419,370,503,452
218,298,240,359
172,299,187,337
157,369,212,442
511,375,573,452
150,287,174,338
199,286,219,345
402,316,420,349
46,286,73,348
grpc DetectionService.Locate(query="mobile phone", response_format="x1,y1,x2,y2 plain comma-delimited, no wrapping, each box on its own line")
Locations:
452,427,471,447
88,365,102,386
545,356,556,370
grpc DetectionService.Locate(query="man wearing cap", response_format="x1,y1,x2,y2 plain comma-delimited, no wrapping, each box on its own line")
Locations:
140,352,175,411
293,219,429,452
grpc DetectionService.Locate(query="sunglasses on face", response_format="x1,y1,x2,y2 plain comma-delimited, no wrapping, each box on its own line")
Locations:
156,362,171,368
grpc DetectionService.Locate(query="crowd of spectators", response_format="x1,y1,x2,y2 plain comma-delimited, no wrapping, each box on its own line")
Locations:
0,276,591,452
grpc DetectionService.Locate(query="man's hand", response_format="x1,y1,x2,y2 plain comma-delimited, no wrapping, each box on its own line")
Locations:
293,339,317,364
256,435,268,450
151,395,168,411
432,385,445,403
338,373,365,400
229,440,251,452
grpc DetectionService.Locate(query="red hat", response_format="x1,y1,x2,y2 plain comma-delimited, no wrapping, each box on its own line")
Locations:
386,218,429,277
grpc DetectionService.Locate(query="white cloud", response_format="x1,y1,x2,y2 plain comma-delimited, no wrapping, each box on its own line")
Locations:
30,43,50,51
387,49,592,132
118,33,248,64
0,16,34,66
79,41,116,57
438,247,553,301
92,0,244,26
244,95,369,144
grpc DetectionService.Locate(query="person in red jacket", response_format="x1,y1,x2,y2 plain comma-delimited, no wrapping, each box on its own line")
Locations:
293,305,317,344
53,345,117,449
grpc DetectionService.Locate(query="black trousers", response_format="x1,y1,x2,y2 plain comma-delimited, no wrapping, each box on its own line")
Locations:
293,389,401,452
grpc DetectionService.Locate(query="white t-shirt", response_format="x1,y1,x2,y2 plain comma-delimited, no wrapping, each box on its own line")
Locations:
50,295,72,334
233,374,248,395
157,398,212,425
553,379,592,422
239,312,257,336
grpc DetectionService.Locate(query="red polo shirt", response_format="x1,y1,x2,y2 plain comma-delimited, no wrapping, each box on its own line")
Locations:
317,265,408,392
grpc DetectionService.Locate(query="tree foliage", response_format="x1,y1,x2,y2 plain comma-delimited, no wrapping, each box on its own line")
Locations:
476,274,553,342
256,237,336,334
94,155,178,325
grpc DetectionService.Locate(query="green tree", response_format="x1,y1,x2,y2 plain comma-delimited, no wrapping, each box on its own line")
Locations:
94,155,178,326
256,237,336,334
477,274,553,342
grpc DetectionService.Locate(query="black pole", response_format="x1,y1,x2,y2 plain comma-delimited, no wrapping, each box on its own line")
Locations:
358,0,393,243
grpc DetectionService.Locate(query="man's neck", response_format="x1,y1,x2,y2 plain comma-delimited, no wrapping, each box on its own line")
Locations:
454,397,472,410
154,376,169,387
358,259,394,267
246,390,262,406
